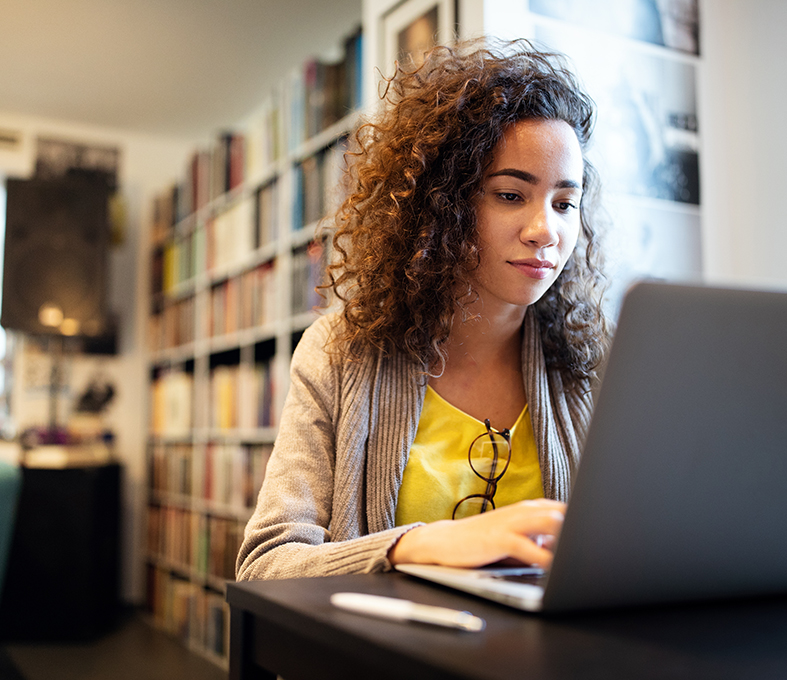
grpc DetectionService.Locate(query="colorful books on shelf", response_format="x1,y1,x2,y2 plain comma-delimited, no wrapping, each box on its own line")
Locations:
208,262,276,338
151,187,178,241
145,23,364,671
150,442,193,496
298,153,324,230
146,442,270,589
208,514,244,581
207,131,246,209
148,313,163,353
323,137,349,217
150,295,195,351
151,246,164,299
292,137,349,232
288,25,363,150
239,262,277,330
208,362,275,431
150,369,194,437
152,129,248,238
190,443,272,510
146,564,230,659
147,502,247,584
189,149,212,214
156,225,203,294
148,441,273,510
344,26,363,113
206,195,254,273
286,65,307,154
209,279,239,338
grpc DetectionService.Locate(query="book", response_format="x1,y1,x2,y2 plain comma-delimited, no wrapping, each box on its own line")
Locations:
209,196,255,272
256,181,279,247
345,27,363,112
286,66,306,152
323,137,349,217
210,365,237,430
291,241,327,314
299,152,325,229
150,369,193,436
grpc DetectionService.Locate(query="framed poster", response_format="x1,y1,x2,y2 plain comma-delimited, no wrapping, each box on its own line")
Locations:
381,0,457,74
35,136,120,191
530,0,700,55
535,24,700,205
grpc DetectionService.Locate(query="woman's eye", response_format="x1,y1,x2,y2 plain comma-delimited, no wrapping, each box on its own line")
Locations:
497,192,520,202
555,201,578,212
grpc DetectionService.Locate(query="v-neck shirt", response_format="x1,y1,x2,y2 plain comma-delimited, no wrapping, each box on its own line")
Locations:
395,385,544,525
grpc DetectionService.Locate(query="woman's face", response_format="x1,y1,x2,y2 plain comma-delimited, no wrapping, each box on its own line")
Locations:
473,118,584,314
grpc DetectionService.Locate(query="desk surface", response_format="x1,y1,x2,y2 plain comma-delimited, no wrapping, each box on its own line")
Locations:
226,572,787,680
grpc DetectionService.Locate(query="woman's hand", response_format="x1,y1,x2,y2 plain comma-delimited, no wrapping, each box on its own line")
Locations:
388,499,566,569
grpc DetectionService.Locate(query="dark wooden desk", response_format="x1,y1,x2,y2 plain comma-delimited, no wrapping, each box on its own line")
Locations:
226,573,787,680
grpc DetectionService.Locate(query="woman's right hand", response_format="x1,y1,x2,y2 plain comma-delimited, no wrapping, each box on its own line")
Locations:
388,498,566,570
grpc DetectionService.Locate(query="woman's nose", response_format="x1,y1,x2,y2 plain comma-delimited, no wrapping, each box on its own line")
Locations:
519,203,558,248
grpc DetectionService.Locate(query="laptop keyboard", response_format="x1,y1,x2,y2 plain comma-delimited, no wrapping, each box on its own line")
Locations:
483,567,548,586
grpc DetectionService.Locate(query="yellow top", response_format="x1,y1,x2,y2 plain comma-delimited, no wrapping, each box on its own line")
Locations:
395,385,543,525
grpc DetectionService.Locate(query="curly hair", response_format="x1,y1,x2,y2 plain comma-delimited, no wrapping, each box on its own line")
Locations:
324,38,609,388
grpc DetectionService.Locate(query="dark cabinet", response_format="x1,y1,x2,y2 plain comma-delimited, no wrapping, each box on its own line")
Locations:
0,463,121,640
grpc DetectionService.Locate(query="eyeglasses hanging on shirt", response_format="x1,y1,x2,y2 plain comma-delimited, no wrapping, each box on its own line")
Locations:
452,419,512,520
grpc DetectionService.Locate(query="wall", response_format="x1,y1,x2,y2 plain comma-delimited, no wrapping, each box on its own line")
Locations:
0,110,194,601
699,0,787,291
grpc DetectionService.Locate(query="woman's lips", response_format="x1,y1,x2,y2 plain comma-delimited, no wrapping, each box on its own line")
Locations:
509,258,556,280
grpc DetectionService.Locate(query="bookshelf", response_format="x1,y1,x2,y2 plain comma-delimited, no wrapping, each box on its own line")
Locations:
144,27,362,667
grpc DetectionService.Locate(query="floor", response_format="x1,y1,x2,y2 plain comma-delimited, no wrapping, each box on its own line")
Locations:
0,611,227,680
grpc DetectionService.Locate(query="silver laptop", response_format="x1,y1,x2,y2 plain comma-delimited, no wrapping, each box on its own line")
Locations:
397,281,787,612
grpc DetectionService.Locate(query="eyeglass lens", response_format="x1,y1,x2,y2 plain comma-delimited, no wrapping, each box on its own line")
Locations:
452,427,511,520
468,431,511,481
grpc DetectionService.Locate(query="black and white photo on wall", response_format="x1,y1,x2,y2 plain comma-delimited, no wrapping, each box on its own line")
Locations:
535,24,699,206
529,0,700,55
528,8,702,317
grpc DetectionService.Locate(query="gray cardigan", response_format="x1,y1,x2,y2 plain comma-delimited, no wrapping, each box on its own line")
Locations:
236,309,594,580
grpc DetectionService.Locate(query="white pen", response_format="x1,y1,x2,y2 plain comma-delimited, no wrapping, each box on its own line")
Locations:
330,592,486,632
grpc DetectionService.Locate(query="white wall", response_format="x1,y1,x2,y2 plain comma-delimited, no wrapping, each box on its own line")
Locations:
0,110,194,602
699,0,787,291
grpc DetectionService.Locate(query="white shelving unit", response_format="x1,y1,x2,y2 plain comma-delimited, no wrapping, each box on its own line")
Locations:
143,27,362,666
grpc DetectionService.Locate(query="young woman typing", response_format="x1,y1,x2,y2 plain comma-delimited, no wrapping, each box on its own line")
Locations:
236,39,608,581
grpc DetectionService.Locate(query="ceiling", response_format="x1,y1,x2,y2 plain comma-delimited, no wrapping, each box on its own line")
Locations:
0,0,362,140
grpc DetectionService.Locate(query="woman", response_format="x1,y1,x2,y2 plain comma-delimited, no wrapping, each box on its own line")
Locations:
236,39,608,581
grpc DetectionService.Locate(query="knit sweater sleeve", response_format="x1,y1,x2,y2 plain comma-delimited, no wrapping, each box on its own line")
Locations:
235,315,415,580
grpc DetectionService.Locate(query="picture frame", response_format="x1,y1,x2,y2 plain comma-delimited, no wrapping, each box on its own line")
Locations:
535,24,700,205
380,0,457,75
530,0,700,55
35,136,120,191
